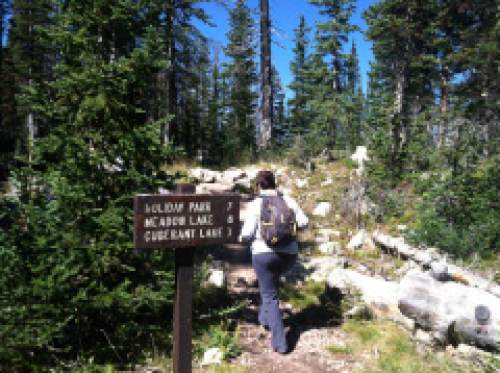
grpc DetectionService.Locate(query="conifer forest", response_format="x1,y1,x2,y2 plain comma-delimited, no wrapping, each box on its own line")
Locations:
0,0,498,371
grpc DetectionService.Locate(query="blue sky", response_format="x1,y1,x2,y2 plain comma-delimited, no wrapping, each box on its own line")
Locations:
195,0,376,99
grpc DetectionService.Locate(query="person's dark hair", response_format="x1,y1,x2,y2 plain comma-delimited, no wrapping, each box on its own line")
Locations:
256,170,276,190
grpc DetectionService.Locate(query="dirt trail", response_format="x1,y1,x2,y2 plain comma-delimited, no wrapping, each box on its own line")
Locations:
212,242,356,373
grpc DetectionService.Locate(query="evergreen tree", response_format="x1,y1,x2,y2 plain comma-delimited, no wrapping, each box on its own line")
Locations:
288,15,311,137
343,40,364,151
1,1,178,368
271,65,287,146
206,51,224,164
161,0,210,150
309,0,357,148
258,0,272,150
452,0,499,155
0,0,13,180
364,0,436,173
304,30,335,154
224,0,257,162
8,0,52,167
309,0,357,93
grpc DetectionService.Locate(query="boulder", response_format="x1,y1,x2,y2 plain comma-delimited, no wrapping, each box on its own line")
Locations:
201,347,223,366
189,168,220,183
313,202,332,217
304,257,347,283
321,177,333,187
398,269,500,350
196,182,234,194
242,166,260,181
234,178,252,192
295,178,308,188
327,268,405,323
318,242,341,255
351,146,370,175
347,229,367,250
207,270,225,288
221,168,246,183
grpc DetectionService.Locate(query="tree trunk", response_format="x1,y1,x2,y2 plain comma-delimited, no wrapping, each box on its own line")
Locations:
391,63,406,168
438,66,449,147
0,0,4,134
164,0,177,145
259,0,272,150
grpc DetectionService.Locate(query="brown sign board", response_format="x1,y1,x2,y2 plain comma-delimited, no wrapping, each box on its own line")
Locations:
134,193,240,249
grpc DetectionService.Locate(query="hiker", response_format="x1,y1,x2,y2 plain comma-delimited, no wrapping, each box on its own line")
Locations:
239,170,308,353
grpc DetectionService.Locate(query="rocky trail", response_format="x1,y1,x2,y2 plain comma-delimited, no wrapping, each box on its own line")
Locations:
188,153,499,373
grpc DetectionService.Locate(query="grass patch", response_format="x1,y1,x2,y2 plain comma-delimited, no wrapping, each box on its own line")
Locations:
329,320,482,373
201,363,249,373
343,320,380,343
327,344,353,355
280,281,326,310
194,322,241,361
346,247,382,261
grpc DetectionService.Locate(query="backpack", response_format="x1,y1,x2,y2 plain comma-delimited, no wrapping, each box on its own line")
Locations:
260,194,297,247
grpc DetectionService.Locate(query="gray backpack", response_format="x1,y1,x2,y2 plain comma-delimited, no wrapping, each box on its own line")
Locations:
260,194,297,247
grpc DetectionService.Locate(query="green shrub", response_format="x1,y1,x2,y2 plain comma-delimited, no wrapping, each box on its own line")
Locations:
409,157,499,258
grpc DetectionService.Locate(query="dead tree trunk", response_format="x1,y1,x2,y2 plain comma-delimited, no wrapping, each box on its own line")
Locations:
164,0,177,145
259,0,272,150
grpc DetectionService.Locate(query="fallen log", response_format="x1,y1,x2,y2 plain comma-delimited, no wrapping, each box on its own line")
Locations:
327,268,414,329
398,270,500,351
328,267,500,352
372,230,500,298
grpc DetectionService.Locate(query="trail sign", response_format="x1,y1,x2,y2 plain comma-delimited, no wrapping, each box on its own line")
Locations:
133,186,241,373
134,193,240,249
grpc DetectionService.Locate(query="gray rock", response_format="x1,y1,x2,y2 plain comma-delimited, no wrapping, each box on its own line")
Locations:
313,202,332,217
207,270,225,288
189,168,221,183
398,269,500,352
196,182,234,194
201,347,223,366
430,262,449,281
413,329,434,345
295,178,308,188
347,229,367,250
318,242,341,255
346,304,374,320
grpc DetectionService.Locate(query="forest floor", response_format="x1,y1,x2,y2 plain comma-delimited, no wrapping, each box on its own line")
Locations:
184,159,496,373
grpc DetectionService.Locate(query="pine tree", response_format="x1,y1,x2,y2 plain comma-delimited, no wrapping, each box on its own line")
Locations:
161,0,210,149
8,0,52,168
304,30,335,154
288,15,311,137
1,1,178,367
271,65,287,146
206,53,224,164
452,0,499,155
0,0,12,180
364,0,437,172
259,0,272,150
309,0,357,149
224,0,257,162
344,40,364,151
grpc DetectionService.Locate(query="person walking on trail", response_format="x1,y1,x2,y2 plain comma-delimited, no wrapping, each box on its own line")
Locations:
239,170,309,354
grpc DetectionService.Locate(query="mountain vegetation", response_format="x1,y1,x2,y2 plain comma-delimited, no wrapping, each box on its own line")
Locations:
0,0,497,370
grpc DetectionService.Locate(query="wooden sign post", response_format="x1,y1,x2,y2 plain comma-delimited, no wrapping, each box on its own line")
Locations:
134,184,240,373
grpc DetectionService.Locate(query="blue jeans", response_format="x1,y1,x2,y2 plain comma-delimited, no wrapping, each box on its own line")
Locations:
252,252,297,352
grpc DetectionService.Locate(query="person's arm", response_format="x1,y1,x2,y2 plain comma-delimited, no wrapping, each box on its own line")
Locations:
284,195,309,229
238,199,259,243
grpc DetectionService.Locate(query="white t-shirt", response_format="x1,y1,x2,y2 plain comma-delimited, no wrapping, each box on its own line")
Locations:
239,189,309,255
